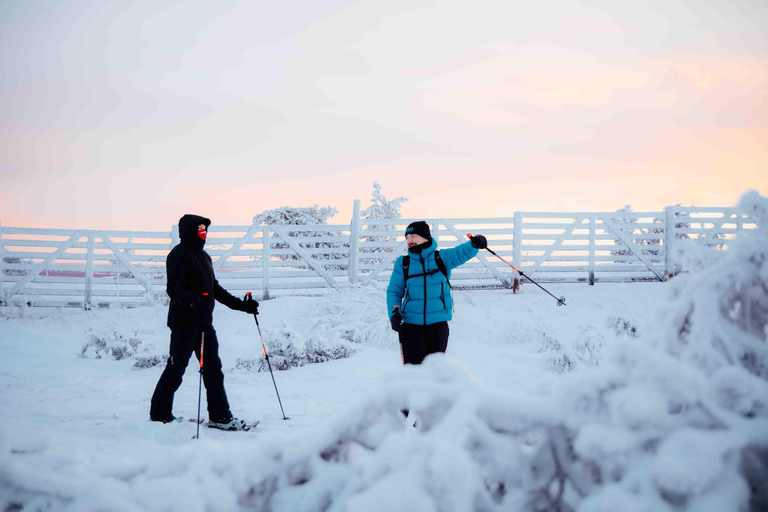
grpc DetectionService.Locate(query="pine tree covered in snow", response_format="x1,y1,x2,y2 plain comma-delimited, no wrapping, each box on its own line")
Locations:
360,182,408,267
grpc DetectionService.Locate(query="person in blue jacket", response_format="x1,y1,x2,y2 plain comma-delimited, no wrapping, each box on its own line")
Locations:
387,221,487,364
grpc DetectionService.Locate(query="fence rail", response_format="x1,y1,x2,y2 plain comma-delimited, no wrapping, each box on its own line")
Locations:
0,203,758,308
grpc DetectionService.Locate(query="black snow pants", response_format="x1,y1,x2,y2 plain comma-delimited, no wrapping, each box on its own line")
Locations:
398,321,449,365
150,325,231,422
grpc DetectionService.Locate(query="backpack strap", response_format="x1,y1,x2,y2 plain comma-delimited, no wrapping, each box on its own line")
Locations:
402,251,451,289
434,250,452,289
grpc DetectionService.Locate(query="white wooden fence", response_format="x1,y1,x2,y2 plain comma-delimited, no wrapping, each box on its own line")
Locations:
0,203,758,308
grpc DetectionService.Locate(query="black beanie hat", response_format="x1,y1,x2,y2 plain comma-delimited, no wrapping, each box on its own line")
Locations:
405,221,431,242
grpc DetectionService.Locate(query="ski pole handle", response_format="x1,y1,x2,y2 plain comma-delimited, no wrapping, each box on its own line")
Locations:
467,233,518,271
248,292,269,358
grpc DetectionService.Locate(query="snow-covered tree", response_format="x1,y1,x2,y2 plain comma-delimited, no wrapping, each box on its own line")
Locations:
360,182,408,266
361,182,408,221
253,205,346,269
609,205,664,258
253,205,338,227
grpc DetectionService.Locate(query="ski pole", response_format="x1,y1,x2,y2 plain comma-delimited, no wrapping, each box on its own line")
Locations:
467,234,566,306
394,305,404,365
247,292,289,420
195,329,205,439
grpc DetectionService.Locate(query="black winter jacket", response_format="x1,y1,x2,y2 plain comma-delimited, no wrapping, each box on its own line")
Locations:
166,214,245,328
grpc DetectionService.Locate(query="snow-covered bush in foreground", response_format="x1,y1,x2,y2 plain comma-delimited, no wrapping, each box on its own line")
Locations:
222,345,767,512
230,192,768,511
659,190,768,382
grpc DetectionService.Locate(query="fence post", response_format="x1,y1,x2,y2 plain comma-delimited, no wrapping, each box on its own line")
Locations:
262,227,271,300
513,212,522,267
432,220,440,245
84,233,95,310
0,220,4,296
589,214,595,286
170,224,179,249
665,205,676,279
513,212,522,292
348,199,361,284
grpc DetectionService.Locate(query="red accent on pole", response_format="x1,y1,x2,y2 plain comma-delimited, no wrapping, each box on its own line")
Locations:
200,332,205,369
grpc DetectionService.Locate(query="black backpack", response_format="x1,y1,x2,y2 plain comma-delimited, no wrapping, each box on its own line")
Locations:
402,250,451,289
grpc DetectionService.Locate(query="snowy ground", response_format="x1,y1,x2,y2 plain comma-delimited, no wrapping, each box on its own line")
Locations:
0,283,662,509
1,282,662,435
1,192,767,512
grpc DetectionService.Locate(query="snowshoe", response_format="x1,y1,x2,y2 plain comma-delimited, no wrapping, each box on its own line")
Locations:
208,417,250,431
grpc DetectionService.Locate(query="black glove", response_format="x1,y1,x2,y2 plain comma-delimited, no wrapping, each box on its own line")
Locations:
194,293,214,311
243,293,259,315
470,234,488,249
390,307,402,332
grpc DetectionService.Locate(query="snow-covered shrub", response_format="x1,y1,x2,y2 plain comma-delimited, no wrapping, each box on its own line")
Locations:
235,325,356,372
234,283,391,372
659,190,768,381
505,316,581,373
306,282,393,349
79,326,162,367
571,326,605,367
604,316,639,338
132,354,168,369
80,328,141,360
252,204,339,227
253,205,347,270
608,205,664,258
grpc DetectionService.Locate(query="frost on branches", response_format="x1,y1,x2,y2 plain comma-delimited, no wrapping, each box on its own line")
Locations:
252,204,347,270
661,190,768,382
608,205,664,259
360,182,408,268
237,192,768,512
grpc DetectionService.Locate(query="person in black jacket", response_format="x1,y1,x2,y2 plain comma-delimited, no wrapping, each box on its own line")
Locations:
150,214,259,430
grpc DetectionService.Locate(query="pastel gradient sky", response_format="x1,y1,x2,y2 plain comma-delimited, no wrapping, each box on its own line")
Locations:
1,0,766,230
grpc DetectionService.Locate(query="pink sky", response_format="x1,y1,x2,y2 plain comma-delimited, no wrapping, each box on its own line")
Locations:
1,0,766,230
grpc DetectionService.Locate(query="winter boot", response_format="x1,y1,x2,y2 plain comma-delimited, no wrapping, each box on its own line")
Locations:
150,414,179,424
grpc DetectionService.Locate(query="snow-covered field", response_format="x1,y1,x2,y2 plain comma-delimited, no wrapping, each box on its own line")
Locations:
2,193,767,512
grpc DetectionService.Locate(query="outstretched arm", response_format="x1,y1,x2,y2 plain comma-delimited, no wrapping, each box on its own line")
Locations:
214,279,246,311
386,256,406,319
439,240,479,271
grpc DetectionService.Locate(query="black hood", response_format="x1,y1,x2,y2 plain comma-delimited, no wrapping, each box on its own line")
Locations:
178,214,211,249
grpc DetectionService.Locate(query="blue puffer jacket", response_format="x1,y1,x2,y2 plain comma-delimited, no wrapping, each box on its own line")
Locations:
387,239,478,325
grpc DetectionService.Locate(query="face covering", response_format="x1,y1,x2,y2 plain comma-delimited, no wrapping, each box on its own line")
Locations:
198,227,207,240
